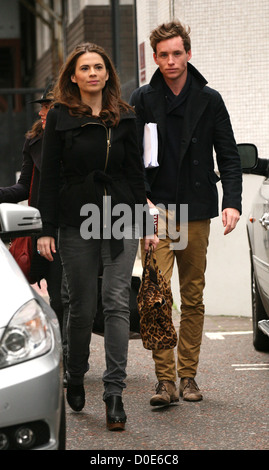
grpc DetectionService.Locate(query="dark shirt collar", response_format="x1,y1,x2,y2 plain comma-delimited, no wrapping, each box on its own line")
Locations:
162,72,192,114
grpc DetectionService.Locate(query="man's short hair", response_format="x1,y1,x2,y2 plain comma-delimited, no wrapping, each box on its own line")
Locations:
150,20,191,53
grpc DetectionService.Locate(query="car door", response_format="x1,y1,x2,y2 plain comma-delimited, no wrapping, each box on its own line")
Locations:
251,177,269,310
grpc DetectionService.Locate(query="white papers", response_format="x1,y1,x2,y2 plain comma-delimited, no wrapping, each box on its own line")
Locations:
143,123,159,168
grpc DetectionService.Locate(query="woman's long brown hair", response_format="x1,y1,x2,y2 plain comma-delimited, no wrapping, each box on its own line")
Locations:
53,43,132,126
25,119,43,139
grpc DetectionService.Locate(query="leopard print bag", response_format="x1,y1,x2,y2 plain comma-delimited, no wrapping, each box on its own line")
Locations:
137,246,177,350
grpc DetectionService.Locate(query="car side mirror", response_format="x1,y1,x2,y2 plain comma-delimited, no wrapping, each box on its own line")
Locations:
237,143,258,170
0,203,42,241
238,143,269,177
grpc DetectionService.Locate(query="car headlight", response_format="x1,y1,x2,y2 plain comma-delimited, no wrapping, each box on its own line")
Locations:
0,299,52,368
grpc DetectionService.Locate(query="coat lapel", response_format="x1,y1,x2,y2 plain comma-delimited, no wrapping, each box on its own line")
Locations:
29,135,43,171
179,88,210,162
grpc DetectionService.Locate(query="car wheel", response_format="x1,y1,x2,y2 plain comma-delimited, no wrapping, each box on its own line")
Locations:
251,267,269,352
57,394,66,450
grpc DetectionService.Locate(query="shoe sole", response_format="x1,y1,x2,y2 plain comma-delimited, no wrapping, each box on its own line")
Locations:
107,422,126,431
181,395,203,402
150,397,179,407
180,390,203,401
106,405,126,431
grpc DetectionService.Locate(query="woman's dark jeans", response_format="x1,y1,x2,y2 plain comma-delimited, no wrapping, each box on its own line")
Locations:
59,225,138,399
46,250,65,334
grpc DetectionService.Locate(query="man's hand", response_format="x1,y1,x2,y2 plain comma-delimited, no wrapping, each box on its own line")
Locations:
144,198,159,251
147,198,155,208
144,234,159,252
222,208,240,235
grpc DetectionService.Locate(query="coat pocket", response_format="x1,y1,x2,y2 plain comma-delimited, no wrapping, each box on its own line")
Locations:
208,170,220,184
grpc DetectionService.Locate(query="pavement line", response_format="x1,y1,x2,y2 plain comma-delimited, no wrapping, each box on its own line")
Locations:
233,367,269,371
232,363,269,366
232,363,269,371
205,331,252,340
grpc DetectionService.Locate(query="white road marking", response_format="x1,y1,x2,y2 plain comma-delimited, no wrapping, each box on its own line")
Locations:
232,363,269,366
233,367,269,370
205,332,269,369
232,363,269,371
205,331,252,340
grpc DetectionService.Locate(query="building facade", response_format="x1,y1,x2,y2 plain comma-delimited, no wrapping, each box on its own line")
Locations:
31,0,138,101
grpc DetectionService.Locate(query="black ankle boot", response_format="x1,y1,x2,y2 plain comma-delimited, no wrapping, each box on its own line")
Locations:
67,383,85,412
105,395,126,431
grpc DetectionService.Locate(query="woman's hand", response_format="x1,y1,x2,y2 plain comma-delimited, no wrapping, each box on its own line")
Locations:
37,236,56,262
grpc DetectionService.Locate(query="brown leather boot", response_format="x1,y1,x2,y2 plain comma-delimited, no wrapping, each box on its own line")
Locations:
180,378,203,401
150,381,179,406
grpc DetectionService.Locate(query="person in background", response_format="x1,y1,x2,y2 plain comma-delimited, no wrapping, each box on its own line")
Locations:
0,84,67,348
37,43,158,430
130,20,242,406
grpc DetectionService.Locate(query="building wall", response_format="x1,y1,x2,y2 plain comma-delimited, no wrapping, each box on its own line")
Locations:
135,0,269,317
34,49,54,89
66,6,113,56
33,4,111,88
0,0,20,39
33,2,137,100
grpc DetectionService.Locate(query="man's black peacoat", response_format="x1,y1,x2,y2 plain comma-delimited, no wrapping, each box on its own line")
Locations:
130,63,242,222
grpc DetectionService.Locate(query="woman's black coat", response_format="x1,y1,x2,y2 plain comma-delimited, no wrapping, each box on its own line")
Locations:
0,134,51,283
38,104,150,253
0,135,42,205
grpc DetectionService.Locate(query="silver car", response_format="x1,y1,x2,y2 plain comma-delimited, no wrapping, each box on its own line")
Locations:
0,203,65,450
240,144,269,352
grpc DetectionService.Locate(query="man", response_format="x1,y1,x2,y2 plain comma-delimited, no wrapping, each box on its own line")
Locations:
130,20,242,405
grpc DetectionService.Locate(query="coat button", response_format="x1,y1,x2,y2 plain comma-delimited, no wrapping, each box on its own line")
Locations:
192,137,197,143
195,181,201,188
193,160,199,165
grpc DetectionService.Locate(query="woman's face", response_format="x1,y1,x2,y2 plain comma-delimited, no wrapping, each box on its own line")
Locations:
71,52,109,102
39,102,51,129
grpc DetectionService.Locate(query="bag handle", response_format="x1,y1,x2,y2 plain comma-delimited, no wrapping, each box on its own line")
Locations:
142,245,158,283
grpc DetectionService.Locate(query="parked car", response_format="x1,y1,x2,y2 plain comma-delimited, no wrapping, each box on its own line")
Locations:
239,143,269,352
0,203,65,450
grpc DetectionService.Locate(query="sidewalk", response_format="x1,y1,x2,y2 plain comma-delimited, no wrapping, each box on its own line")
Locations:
33,269,265,453
65,314,255,451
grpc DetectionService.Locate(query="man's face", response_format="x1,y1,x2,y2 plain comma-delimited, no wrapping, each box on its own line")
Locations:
153,36,192,84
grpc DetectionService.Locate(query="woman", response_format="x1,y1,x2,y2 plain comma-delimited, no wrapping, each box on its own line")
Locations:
0,87,66,335
37,43,158,430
